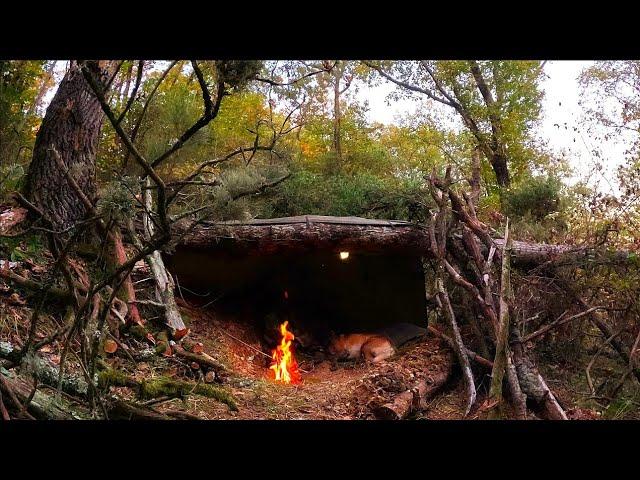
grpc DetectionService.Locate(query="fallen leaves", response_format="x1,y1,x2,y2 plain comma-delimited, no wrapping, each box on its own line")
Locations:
0,207,27,234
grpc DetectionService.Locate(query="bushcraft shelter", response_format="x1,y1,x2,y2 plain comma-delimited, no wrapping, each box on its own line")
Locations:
166,216,429,340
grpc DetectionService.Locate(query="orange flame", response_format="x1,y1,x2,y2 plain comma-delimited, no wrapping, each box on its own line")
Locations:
269,321,301,385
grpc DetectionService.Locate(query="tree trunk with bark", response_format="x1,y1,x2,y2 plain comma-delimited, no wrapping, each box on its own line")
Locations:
489,151,510,188
28,61,57,117
488,219,511,418
25,60,118,229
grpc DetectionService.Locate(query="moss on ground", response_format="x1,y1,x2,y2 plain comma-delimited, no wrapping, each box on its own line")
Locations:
98,367,237,411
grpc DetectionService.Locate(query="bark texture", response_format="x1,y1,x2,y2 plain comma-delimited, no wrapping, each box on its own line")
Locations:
177,216,630,268
177,216,427,256
488,220,511,417
25,60,117,229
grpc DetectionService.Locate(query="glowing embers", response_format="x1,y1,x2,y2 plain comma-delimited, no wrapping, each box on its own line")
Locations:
268,321,301,385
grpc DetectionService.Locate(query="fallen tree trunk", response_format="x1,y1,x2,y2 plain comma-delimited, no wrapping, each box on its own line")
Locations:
0,372,91,420
97,367,237,410
176,216,428,256
175,216,633,267
0,341,89,396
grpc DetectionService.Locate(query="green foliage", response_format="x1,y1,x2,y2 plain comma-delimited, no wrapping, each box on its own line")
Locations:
500,175,570,242
0,163,25,193
382,60,547,186
0,60,51,199
603,398,634,420
503,175,563,220
208,167,272,221
0,231,46,263
258,168,428,221
96,177,140,224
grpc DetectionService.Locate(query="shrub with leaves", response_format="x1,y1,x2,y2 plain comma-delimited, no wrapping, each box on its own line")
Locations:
257,168,428,222
96,177,140,224
504,175,563,220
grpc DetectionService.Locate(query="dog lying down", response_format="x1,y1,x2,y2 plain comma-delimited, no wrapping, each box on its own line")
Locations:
328,322,427,364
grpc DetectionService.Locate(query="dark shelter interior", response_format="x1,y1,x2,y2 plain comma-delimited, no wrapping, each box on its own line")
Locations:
165,216,428,352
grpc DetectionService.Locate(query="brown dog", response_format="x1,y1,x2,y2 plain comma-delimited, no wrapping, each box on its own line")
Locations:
327,323,427,364
328,333,395,364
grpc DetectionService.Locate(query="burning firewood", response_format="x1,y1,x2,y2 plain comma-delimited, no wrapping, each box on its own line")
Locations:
268,321,301,385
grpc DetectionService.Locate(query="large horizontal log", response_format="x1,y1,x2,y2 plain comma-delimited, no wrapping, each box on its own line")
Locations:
175,217,634,267
176,218,429,257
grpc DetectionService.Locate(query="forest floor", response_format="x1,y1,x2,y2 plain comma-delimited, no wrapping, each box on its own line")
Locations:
0,256,464,419
155,302,459,420
2,274,637,419
1,203,638,420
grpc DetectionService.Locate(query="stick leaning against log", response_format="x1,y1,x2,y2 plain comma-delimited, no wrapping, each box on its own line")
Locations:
425,166,566,420
427,167,477,416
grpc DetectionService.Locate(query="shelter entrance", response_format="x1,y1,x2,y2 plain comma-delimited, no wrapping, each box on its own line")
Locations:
166,216,428,352
168,248,427,350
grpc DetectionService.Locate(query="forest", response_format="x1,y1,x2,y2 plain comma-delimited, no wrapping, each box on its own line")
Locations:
0,59,639,420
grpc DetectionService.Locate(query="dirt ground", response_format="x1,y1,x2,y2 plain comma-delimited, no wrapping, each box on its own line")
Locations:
151,302,623,420
150,302,460,420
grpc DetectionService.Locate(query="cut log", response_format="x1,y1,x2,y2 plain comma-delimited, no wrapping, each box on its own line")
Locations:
175,215,633,267
375,383,428,420
173,344,227,376
374,362,452,420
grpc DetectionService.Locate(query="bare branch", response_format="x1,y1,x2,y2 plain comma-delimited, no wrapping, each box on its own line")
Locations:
116,60,144,125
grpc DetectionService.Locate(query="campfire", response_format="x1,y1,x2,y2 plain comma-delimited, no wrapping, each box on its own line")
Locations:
269,321,301,385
